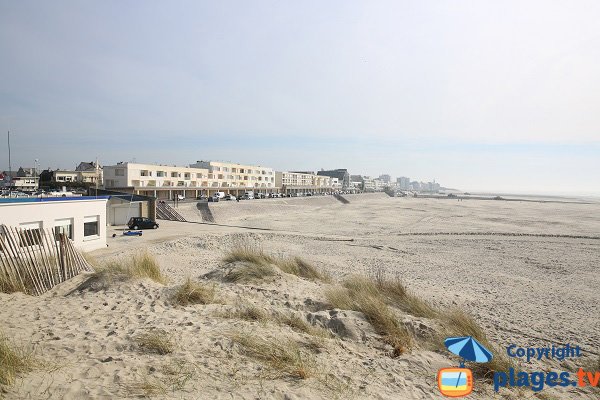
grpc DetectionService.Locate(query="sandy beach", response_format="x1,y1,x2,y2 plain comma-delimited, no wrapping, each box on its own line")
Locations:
1,193,599,399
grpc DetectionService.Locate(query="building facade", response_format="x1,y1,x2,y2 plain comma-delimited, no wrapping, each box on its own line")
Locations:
0,196,108,251
317,169,350,189
275,171,332,195
103,161,277,199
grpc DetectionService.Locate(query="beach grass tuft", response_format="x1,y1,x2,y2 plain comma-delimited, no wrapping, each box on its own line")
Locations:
135,330,175,355
326,276,412,356
223,244,330,282
229,332,316,379
0,331,35,387
173,278,217,306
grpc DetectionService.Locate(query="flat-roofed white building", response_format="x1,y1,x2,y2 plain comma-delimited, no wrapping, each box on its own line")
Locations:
190,160,276,194
0,196,108,251
275,171,333,195
103,161,278,199
103,162,210,199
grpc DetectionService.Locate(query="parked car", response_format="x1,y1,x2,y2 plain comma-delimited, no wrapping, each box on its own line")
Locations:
127,217,159,230
196,194,207,200
224,194,236,201
177,194,185,201
208,195,220,202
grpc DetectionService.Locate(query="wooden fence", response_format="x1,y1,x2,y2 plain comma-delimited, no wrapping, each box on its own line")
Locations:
0,224,94,296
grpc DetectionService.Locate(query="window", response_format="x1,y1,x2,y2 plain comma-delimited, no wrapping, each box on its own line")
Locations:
19,222,42,247
84,216,99,237
54,218,73,240
140,170,150,177
156,171,166,177
171,172,178,177
115,169,125,176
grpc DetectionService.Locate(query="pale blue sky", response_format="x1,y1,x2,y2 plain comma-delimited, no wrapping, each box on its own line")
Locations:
1,1,599,193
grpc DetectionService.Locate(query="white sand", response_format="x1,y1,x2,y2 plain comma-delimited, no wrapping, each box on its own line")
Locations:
1,194,599,399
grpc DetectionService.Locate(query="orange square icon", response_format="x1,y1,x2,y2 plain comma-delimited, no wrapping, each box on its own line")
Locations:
437,368,473,397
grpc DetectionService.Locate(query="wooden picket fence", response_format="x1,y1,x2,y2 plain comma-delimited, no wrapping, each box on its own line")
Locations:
0,224,94,296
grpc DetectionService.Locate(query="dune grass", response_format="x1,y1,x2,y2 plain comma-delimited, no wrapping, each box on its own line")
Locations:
229,332,317,379
0,272,27,295
173,278,218,306
0,331,35,387
129,252,167,284
223,244,330,282
227,304,270,322
78,251,167,291
325,276,412,356
370,269,439,319
223,262,278,283
125,359,195,397
135,330,175,355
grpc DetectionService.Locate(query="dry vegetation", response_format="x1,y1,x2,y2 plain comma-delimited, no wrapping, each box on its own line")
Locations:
0,331,35,387
0,272,26,294
229,332,317,379
325,279,412,357
325,268,513,377
223,262,277,283
173,278,218,306
125,359,196,397
75,251,167,292
135,330,175,355
223,244,329,282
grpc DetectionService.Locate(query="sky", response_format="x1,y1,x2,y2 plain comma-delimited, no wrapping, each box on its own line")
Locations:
0,0,599,194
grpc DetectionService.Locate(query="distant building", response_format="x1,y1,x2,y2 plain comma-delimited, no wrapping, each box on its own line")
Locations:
378,174,391,184
275,171,332,195
397,177,410,190
1,168,39,192
317,169,350,189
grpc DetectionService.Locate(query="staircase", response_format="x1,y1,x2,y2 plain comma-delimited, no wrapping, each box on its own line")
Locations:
156,201,187,222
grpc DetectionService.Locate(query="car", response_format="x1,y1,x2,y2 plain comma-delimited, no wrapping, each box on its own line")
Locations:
196,194,208,200
176,194,185,201
127,217,159,230
208,195,220,202
224,194,236,201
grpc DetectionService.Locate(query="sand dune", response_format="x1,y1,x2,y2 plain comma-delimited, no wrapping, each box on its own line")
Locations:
1,195,599,399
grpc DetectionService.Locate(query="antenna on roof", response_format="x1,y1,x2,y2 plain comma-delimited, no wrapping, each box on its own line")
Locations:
7,131,12,197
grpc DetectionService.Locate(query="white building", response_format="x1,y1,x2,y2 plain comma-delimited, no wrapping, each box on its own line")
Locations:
0,196,108,251
190,160,276,192
103,160,277,199
275,171,332,195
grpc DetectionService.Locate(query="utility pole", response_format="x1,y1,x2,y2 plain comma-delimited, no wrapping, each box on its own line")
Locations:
7,131,12,196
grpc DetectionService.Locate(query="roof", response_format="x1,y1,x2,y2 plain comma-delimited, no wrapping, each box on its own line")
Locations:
0,196,110,205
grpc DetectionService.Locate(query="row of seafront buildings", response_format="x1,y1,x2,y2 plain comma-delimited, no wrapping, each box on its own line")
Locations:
2,159,443,198
102,161,351,199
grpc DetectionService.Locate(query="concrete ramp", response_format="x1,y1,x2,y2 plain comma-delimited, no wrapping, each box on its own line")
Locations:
196,202,215,223
333,194,350,204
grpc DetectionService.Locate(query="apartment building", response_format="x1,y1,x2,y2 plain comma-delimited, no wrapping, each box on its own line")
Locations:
103,162,209,199
275,171,332,195
103,160,277,199
190,160,276,193
317,169,350,189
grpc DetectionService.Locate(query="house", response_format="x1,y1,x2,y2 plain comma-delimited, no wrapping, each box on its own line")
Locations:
0,196,109,251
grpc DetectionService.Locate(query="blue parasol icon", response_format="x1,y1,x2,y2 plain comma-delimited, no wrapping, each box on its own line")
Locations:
444,336,493,388
444,336,493,366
